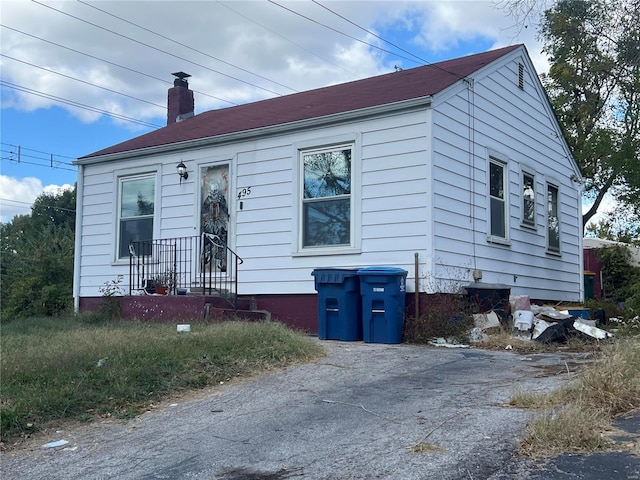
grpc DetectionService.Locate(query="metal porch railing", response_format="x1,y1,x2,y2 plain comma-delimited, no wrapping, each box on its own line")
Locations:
128,234,243,309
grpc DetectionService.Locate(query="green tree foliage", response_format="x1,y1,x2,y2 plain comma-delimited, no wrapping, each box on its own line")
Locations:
0,188,76,319
594,245,638,303
539,0,640,230
586,206,640,245
593,244,640,315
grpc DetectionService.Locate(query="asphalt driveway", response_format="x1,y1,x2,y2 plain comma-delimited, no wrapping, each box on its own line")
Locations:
1,340,637,479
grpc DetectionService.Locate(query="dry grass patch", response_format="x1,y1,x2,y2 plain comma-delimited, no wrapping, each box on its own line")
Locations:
1,317,324,444
521,405,613,455
514,339,640,456
407,442,444,453
477,328,607,354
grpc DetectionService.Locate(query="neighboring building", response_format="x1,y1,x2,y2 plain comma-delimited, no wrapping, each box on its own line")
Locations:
583,238,640,300
73,45,584,330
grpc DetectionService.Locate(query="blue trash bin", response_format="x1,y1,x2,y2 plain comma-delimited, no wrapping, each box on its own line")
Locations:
311,268,362,341
358,267,408,344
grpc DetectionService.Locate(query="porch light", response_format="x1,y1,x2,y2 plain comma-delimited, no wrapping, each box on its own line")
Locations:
177,161,188,182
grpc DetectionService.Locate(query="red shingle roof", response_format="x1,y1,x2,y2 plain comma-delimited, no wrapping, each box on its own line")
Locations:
83,45,521,159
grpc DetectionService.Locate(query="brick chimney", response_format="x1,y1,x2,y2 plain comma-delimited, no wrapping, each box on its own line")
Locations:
167,72,194,125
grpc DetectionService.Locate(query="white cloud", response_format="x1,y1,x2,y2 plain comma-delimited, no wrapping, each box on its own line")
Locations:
583,192,621,232
0,1,550,124
0,175,73,223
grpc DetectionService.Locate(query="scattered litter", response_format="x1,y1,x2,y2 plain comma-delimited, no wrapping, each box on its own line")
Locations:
531,305,572,322
513,310,534,331
510,295,531,312
429,337,470,348
573,320,612,340
43,440,69,449
532,319,554,340
468,327,488,343
535,318,577,344
96,357,107,368
473,311,501,330
505,344,513,350
177,324,191,333
566,308,591,320
576,318,596,327
535,317,613,343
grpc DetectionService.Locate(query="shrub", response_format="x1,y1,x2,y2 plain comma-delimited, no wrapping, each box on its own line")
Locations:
404,293,474,343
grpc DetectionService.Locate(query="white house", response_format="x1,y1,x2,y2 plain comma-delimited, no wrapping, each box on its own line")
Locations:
73,45,584,330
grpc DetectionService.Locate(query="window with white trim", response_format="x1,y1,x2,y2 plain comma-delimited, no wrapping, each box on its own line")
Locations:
301,144,352,248
489,157,508,240
547,183,560,253
117,174,155,259
522,171,536,227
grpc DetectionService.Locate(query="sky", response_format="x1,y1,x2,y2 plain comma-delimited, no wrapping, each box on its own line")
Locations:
0,0,570,223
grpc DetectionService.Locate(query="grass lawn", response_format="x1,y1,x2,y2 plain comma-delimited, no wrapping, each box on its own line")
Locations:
0,316,324,444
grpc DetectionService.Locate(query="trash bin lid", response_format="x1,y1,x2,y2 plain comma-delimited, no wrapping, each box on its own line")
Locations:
357,266,407,276
311,268,360,283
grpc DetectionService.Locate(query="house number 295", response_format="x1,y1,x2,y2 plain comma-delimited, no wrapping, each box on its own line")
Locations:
237,187,252,199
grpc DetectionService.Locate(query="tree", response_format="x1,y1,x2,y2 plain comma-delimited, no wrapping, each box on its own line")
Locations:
502,0,640,233
0,188,76,319
585,205,640,245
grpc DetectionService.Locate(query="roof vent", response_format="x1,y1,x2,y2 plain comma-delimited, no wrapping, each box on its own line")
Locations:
518,63,524,90
172,71,191,88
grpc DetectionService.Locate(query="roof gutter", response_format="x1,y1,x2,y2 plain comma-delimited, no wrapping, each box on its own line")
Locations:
75,96,432,165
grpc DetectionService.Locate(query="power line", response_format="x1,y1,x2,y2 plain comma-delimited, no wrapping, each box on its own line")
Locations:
311,1,428,66
76,0,298,94
267,0,422,66
2,143,76,162
274,0,466,80
0,25,237,106
216,0,360,79
1,26,236,107
1,54,167,111
33,0,287,97
0,198,76,213
1,156,77,172
1,149,76,168
1,80,163,128
1,143,77,168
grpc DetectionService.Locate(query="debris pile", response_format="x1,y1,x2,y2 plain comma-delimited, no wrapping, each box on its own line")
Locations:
469,296,613,344
528,302,613,343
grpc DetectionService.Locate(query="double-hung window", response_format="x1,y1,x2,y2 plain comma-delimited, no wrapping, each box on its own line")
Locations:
547,183,560,253
522,171,536,227
489,157,508,241
301,144,352,248
118,174,155,259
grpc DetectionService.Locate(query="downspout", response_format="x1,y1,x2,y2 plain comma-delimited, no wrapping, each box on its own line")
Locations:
73,163,84,312
577,180,585,302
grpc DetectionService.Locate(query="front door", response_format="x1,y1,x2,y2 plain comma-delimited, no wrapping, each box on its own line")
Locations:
200,164,230,273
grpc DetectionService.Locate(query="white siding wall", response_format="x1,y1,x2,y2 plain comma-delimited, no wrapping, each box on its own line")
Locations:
78,109,430,296
78,51,582,302
430,53,582,301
